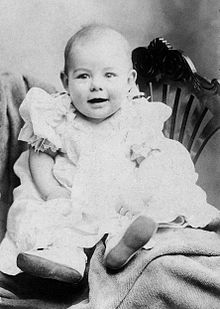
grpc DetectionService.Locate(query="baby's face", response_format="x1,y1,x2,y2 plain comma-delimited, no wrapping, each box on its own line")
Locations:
62,36,136,122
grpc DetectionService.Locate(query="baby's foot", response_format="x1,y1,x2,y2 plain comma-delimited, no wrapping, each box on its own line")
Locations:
105,216,157,270
17,247,84,284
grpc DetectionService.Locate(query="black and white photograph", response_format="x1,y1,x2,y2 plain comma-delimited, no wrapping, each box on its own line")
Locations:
0,1,219,308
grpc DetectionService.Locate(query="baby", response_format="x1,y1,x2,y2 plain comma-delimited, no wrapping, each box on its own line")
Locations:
0,24,219,284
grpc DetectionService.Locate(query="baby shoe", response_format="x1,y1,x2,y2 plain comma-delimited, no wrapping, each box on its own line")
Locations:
105,215,157,270
17,246,86,284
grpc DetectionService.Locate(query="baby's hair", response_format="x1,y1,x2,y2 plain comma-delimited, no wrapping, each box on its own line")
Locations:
63,23,133,74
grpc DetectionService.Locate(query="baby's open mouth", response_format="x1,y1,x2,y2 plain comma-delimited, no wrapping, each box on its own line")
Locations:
87,98,108,104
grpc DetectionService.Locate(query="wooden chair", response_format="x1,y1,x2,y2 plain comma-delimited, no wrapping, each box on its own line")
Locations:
132,37,220,165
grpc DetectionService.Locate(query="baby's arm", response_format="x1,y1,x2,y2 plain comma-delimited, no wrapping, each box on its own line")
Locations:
29,148,70,200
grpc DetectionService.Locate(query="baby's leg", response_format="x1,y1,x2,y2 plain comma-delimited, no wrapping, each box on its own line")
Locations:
104,215,157,270
7,198,87,283
17,243,87,284
17,226,87,283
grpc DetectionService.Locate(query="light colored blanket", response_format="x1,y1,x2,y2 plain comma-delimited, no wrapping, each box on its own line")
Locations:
71,224,220,309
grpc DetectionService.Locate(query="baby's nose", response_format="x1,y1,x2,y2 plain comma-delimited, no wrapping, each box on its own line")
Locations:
90,77,103,91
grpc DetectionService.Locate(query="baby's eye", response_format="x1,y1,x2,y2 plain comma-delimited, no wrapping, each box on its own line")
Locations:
105,72,117,78
76,73,90,79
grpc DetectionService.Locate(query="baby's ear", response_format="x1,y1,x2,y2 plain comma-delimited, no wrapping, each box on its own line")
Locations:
60,71,69,90
128,69,137,87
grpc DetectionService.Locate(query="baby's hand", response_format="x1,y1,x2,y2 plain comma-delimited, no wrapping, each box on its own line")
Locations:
116,205,141,219
46,187,71,200
116,191,145,218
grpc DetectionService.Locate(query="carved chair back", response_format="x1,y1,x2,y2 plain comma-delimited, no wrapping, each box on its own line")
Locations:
132,38,220,164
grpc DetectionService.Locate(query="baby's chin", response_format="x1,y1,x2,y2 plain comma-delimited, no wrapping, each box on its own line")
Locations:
80,108,121,123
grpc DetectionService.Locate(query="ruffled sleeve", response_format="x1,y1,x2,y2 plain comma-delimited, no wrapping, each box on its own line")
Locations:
18,87,73,152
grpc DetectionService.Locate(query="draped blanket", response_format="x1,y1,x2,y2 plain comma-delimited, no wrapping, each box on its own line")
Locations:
0,72,56,240
70,226,220,309
0,226,220,308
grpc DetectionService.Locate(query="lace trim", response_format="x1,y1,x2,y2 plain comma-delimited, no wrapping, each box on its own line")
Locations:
29,137,59,153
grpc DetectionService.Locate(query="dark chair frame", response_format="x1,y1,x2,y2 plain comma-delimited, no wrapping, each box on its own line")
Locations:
132,37,220,164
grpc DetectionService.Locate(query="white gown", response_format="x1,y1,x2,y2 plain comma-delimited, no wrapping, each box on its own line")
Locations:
0,87,219,275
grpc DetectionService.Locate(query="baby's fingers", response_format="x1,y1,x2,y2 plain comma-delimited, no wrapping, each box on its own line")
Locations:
116,205,128,216
119,207,135,220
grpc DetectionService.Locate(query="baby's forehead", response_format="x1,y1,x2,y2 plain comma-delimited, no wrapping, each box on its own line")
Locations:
74,31,129,53
64,26,133,73
70,33,130,65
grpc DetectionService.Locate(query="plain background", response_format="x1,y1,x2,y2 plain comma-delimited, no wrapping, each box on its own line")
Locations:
0,0,219,207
